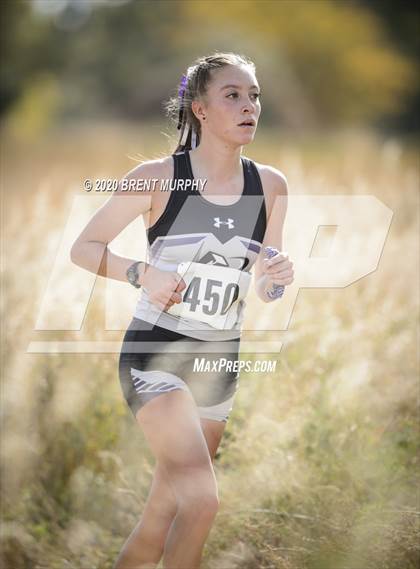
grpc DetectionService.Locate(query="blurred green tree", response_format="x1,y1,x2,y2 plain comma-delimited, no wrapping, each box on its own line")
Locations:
1,0,418,132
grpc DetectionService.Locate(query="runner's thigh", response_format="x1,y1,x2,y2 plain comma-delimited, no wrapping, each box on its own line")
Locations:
136,389,218,504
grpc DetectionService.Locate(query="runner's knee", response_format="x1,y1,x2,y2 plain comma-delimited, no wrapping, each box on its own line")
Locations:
177,489,219,518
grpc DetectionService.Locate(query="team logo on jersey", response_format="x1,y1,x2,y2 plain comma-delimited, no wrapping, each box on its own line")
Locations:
199,252,229,266
198,251,250,270
213,217,235,229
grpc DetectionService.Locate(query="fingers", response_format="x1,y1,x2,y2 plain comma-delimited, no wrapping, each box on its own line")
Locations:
155,299,175,312
271,267,294,279
163,300,175,311
263,257,294,276
162,291,182,311
271,275,294,286
263,253,294,287
263,252,287,269
148,272,186,310
152,289,184,312
170,291,183,304
174,275,187,292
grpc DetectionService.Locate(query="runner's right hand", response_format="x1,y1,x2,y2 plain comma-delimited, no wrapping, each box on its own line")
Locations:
141,265,186,312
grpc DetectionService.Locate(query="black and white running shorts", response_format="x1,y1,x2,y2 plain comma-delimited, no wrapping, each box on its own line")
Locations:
118,317,241,422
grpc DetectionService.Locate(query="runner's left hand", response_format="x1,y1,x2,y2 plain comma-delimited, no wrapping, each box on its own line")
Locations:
262,252,294,287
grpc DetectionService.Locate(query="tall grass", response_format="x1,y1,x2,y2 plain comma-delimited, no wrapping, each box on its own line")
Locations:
1,121,418,568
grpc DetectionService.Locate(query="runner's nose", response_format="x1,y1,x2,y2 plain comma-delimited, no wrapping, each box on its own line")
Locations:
242,98,256,114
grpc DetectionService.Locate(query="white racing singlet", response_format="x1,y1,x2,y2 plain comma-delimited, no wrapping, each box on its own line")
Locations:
134,149,267,341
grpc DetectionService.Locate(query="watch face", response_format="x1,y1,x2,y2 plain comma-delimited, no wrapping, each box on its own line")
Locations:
127,265,138,284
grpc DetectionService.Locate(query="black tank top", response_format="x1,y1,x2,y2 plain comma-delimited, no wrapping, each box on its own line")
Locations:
134,149,267,340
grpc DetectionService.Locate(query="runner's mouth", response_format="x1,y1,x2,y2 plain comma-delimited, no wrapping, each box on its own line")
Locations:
238,119,256,128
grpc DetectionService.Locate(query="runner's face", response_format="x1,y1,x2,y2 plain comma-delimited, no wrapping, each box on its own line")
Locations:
200,65,261,146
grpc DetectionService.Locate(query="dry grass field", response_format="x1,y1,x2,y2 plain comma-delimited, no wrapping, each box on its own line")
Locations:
1,121,418,569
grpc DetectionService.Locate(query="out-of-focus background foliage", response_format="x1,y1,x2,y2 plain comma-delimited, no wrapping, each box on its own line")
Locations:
2,0,419,134
1,1,419,568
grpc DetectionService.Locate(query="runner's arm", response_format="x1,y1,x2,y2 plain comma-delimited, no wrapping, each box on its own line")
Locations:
253,168,289,302
70,160,162,285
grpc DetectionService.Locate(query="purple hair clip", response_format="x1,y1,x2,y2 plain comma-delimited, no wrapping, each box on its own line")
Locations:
178,74,188,98
177,74,188,131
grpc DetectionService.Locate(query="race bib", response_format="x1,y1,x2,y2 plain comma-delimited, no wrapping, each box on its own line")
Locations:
166,261,251,330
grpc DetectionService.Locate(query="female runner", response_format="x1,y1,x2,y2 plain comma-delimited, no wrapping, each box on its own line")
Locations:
70,52,294,569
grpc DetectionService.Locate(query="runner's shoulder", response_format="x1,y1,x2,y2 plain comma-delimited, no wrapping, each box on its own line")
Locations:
115,155,174,195
252,160,288,196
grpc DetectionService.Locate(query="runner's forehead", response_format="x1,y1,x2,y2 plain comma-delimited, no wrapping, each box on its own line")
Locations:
209,66,259,92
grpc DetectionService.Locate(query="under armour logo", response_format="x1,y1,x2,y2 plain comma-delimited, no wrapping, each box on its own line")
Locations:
213,217,234,229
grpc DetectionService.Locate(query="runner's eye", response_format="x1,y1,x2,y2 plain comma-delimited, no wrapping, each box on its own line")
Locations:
252,92,261,100
227,92,239,99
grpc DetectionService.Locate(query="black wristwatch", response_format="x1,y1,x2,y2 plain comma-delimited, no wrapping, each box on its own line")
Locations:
126,261,144,289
